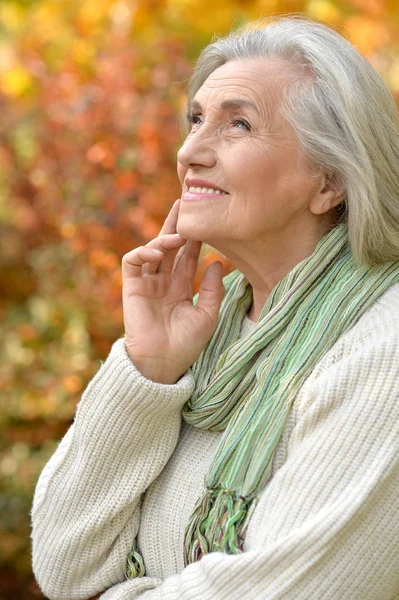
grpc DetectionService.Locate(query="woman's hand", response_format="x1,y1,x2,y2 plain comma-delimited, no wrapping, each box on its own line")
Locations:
122,199,225,384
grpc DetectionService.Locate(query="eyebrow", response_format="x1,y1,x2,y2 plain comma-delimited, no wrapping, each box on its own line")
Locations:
189,98,260,115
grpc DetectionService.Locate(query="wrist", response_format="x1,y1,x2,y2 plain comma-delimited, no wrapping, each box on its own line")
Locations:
135,365,180,385
125,345,181,384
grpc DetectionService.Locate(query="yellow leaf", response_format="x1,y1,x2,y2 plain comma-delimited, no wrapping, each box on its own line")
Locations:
70,38,96,65
77,0,113,33
31,1,64,42
306,0,341,23
1,66,33,97
0,3,25,33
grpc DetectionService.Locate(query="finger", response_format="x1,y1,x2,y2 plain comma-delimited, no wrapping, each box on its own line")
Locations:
158,237,198,275
122,246,165,278
142,233,186,276
156,244,183,275
144,233,186,252
172,240,202,279
196,261,225,324
158,199,181,236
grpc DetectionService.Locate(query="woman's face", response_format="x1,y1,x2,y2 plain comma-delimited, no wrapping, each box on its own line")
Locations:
176,58,324,250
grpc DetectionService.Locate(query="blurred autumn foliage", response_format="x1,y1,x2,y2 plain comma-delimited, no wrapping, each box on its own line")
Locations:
0,0,397,597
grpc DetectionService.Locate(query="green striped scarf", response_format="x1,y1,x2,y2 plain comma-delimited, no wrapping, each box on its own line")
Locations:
126,223,399,577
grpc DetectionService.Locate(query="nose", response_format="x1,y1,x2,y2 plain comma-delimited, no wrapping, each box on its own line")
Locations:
177,126,217,170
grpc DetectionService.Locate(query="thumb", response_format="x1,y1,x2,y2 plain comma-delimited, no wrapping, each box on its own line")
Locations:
196,261,225,324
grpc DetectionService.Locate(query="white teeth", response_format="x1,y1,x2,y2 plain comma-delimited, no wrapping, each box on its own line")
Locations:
188,186,227,194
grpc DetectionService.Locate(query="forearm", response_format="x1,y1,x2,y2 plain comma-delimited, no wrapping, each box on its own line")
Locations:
32,337,195,600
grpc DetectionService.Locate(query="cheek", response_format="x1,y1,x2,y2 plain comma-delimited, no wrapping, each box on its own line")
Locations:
236,143,277,176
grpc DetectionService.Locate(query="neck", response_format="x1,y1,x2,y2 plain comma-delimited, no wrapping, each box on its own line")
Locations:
212,215,335,322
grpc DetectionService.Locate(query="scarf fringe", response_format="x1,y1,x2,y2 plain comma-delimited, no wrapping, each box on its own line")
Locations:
126,542,145,579
184,487,257,566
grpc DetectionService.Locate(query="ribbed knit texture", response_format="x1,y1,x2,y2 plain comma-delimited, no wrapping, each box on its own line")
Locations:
181,224,399,564
31,284,399,600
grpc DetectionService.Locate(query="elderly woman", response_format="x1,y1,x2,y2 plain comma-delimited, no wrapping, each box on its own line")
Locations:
32,15,399,600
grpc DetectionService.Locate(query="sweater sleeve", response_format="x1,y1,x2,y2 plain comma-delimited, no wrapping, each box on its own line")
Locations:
31,337,195,600
98,324,399,600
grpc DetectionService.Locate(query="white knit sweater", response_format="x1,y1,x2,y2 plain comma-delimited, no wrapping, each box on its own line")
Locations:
32,284,399,600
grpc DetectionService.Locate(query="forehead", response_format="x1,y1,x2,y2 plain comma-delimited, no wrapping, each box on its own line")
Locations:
194,58,296,108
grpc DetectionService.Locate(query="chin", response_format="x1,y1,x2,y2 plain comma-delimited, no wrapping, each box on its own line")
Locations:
176,217,208,242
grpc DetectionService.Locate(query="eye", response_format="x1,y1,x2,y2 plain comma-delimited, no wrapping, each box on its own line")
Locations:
186,112,251,132
186,112,203,128
229,118,251,131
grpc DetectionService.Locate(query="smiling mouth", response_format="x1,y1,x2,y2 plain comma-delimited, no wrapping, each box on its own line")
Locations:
187,186,229,195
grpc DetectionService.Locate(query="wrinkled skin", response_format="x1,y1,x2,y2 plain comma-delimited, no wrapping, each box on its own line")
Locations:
177,58,342,320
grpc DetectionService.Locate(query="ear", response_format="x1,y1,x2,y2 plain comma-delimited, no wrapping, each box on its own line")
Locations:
309,172,346,216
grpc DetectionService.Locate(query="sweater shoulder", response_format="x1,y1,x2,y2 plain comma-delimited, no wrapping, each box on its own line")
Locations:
309,282,399,378
350,281,399,337
288,282,399,448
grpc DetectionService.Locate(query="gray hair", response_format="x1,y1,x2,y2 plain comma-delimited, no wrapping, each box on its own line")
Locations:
183,15,399,267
